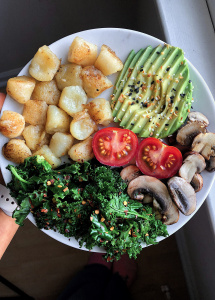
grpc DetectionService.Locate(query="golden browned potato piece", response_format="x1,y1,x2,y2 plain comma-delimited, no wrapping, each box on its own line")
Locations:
0,111,25,138
70,109,97,140
49,132,74,157
68,37,97,67
22,124,50,151
58,86,88,117
29,45,60,81
6,76,36,104
22,100,48,126
82,66,113,98
94,44,123,76
31,80,61,105
33,145,61,169
55,63,83,91
3,139,32,164
45,105,71,134
68,136,94,162
86,98,113,126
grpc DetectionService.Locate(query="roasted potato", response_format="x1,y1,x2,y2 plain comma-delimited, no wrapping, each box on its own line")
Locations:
22,100,48,126
68,37,97,67
82,66,113,98
22,124,50,151
3,139,32,164
31,80,61,105
33,145,61,169
55,63,83,91
49,132,74,157
94,44,123,76
45,105,71,134
70,109,97,140
0,110,25,138
68,136,94,162
58,86,88,117
6,76,36,104
29,45,60,81
85,98,113,126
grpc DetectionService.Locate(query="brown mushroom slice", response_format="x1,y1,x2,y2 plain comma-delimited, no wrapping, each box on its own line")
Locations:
120,165,141,184
142,194,153,204
167,177,196,216
206,156,215,172
190,174,203,192
127,175,172,214
179,153,206,182
176,121,207,146
192,132,215,160
187,112,209,127
162,202,180,225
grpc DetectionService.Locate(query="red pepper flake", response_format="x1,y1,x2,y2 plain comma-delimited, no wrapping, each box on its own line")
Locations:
41,208,48,213
63,187,68,192
124,210,128,215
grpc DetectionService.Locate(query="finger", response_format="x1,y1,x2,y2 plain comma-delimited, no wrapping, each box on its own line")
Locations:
0,93,6,111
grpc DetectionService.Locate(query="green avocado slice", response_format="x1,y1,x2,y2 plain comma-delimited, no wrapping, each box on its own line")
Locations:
112,44,193,138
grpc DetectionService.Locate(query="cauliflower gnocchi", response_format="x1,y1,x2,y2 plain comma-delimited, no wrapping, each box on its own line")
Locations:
94,44,123,76
82,66,113,98
68,37,98,66
49,132,74,157
6,76,36,104
86,98,113,126
29,45,60,81
58,86,88,117
70,109,97,140
0,111,25,138
68,136,94,162
2,36,123,166
22,100,48,126
55,63,83,91
45,105,71,134
33,145,61,169
31,80,60,105
3,139,32,164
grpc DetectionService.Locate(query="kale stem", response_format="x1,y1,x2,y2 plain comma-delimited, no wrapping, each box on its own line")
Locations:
109,205,149,220
10,166,29,184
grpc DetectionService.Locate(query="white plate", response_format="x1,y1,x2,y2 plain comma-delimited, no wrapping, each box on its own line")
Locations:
1,28,215,252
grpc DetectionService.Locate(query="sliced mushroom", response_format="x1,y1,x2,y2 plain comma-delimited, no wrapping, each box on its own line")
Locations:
127,175,173,214
167,176,196,216
206,156,215,172
190,174,203,192
162,202,180,225
187,111,209,127
179,152,206,182
120,165,141,184
176,121,207,146
142,194,153,204
192,132,215,160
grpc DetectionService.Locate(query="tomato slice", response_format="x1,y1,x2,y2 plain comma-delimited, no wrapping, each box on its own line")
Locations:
92,127,138,166
136,138,182,179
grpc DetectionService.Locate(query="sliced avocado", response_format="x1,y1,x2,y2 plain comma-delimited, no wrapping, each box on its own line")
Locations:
112,48,149,117
112,49,143,110
112,44,193,138
124,47,183,130
114,45,164,122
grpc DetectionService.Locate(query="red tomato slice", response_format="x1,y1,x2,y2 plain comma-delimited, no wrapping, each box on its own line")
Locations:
136,138,182,179
92,127,138,167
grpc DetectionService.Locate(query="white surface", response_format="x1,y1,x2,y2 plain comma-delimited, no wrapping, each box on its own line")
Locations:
1,27,215,251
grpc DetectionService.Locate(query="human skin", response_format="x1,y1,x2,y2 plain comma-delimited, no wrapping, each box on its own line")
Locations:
0,93,19,259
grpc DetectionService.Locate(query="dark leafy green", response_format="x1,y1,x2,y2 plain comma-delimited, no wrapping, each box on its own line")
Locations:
7,155,168,261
